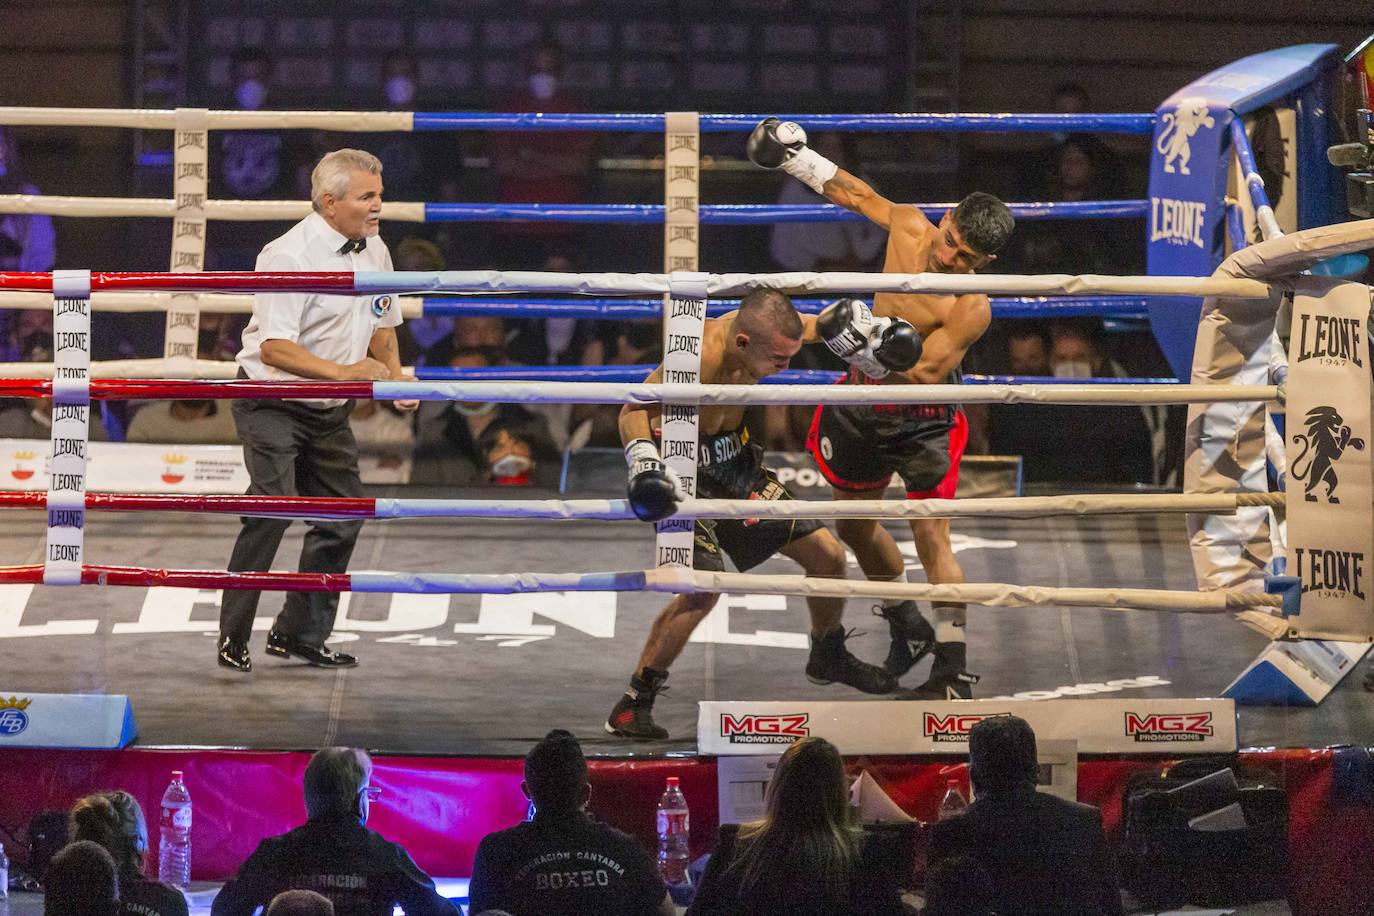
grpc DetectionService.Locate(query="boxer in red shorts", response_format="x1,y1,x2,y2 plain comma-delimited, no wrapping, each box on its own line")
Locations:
749,118,1015,698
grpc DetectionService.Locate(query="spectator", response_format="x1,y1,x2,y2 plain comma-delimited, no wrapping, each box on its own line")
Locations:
366,52,456,204
0,127,56,272
69,791,188,916
210,47,297,269
350,399,415,483
768,133,885,273
506,251,608,368
423,316,509,369
922,856,995,916
126,400,239,444
489,40,595,265
211,747,459,916
0,307,52,362
267,891,334,916
468,729,670,916
392,237,452,366
989,321,1156,484
0,397,110,441
688,737,904,916
1006,324,1051,376
928,716,1121,916
410,349,558,487
44,840,119,916
573,321,661,448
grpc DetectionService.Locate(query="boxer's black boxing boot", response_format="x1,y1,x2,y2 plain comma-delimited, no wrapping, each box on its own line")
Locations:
873,600,936,677
606,668,670,740
897,641,978,700
806,627,898,695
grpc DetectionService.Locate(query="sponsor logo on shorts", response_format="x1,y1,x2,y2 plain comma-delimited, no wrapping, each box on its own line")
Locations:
1123,711,1213,743
371,295,393,318
720,712,809,744
922,712,1010,743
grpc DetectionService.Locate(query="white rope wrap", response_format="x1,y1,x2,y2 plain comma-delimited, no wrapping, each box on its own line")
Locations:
372,380,1277,406
266,492,1289,521
0,107,414,131
0,195,426,223
646,568,1284,613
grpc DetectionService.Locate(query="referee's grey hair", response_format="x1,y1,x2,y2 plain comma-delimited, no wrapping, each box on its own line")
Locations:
310,149,383,212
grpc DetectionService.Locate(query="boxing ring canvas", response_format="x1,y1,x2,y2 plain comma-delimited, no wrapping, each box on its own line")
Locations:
1,492,1369,757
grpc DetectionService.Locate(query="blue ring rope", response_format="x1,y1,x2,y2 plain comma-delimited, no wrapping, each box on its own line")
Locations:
1228,119,1277,226
411,365,1178,385
415,296,1152,321
420,201,1147,224
411,112,1155,134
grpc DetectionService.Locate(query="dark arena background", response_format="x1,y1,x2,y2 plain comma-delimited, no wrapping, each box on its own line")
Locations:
1,3,1373,914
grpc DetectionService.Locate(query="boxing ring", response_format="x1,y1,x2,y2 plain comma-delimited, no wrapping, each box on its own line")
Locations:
0,42,1369,764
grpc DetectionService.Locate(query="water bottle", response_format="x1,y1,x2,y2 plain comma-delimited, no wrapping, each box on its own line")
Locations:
655,776,691,886
158,771,192,888
0,840,8,901
937,778,968,821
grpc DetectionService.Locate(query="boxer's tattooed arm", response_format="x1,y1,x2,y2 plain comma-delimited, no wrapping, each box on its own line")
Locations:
820,168,894,228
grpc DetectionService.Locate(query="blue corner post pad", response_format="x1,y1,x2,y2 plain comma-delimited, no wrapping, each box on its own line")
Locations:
1264,575,1301,618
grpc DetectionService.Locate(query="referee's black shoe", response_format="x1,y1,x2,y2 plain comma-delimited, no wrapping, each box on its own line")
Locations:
266,629,358,668
217,636,252,672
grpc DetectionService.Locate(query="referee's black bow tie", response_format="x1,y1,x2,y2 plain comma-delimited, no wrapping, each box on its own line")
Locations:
338,237,367,255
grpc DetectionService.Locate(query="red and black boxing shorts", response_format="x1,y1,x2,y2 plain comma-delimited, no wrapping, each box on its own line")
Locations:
806,372,968,500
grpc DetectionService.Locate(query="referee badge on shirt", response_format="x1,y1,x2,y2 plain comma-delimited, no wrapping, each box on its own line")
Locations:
371,295,394,318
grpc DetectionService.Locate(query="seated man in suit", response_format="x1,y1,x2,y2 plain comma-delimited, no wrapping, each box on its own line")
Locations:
928,715,1121,916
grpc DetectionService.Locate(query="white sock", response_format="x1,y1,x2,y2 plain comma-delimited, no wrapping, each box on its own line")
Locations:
878,569,908,608
934,604,966,643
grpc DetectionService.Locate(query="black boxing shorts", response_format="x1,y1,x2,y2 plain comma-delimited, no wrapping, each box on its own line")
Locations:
806,368,969,499
691,427,823,572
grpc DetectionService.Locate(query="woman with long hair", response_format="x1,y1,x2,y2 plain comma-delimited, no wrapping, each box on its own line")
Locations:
69,791,189,916
688,737,905,916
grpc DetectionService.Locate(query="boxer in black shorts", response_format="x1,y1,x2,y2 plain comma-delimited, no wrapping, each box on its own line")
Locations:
749,116,1013,699
607,289,922,740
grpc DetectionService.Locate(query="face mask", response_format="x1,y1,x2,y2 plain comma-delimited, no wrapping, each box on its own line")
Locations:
385,76,415,108
528,73,558,100
545,318,577,358
234,79,268,111
490,453,532,478
1052,359,1093,379
454,401,495,417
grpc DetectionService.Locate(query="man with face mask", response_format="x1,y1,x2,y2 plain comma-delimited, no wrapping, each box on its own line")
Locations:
490,40,594,265
211,47,298,269
749,117,1015,701
605,289,920,740
211,748,459,916
216,149,419,673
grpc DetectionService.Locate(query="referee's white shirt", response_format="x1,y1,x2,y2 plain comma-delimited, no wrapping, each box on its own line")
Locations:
237,211,400,408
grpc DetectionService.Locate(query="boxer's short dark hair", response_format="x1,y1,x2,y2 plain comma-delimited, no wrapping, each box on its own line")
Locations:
953,192,1015,255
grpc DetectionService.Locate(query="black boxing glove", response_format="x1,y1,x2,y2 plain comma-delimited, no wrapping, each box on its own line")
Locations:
869,320,923,374
747,117,837,194
624,438,685,522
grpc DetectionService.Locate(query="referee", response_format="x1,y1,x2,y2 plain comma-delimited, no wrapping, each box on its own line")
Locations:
217,148,417,672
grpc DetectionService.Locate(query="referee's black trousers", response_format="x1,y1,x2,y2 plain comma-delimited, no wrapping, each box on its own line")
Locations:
219,397,365,646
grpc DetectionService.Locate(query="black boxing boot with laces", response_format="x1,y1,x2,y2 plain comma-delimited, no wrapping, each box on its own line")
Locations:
873,600,936,678
805,627,898,695
605,668,670,740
